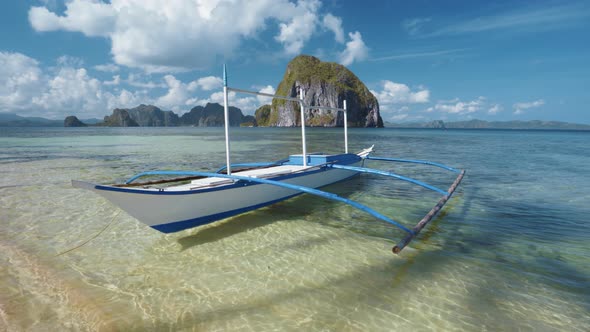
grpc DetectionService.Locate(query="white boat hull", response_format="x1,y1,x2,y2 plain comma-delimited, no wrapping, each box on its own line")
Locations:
74,164,359,233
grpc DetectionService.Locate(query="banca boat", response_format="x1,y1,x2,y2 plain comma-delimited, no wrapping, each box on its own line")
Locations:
72,66,465,253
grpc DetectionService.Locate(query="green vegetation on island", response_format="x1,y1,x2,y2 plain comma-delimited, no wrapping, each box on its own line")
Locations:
270,55,383,127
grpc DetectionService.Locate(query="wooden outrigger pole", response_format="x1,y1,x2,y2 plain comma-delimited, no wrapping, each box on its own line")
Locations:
393,170,465,253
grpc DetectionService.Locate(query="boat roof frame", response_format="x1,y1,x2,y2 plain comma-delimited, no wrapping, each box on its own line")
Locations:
222,65,349,174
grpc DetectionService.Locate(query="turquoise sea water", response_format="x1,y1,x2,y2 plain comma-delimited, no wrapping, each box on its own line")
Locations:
0,127,588,331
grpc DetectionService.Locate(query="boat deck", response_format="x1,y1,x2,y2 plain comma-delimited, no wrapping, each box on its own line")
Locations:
166,165,312,191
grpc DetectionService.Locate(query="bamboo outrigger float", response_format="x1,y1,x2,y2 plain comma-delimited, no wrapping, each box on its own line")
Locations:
72,66,465,254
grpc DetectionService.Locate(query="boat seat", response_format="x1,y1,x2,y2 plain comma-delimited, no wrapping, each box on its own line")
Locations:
189,177,234,189
236,165,299,179
251,169,293,178
184,165,307,190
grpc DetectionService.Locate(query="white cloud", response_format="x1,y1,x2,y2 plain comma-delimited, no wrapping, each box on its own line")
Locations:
94,63,120,72
209,90,260,115
371,81,429,122
126,74,166,89
423,3,590,37
0,52,44,110
29,0,116,37
275,0,321,55
428,97,485,115
196,76,223,91
109,89,147,111
156,75,194,111
371,80,430,108
370,48,466,62
339,31,369,66
56,55,84,68
0,52,149,118
208,85,276,115
0,51,273,119
31,67,107,118
488,104,503,114
200,84,276,114
513,99,544,114
322,13,344,43
390,114,409,121
256,85,276,105
209,90,228,104
103,75,121,86
386,109,427,123
402,17,431,36
28,0,332,71
185,96,205,108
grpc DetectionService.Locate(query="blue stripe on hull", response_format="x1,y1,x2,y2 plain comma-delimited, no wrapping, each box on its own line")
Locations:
151,193,301,233
150,172,360,233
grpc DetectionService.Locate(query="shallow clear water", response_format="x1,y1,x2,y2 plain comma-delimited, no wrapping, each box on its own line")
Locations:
1,127,588,331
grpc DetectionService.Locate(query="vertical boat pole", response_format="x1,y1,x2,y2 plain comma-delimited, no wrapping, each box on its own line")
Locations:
300,88,307,166
223,64,232,175
344,100,348,154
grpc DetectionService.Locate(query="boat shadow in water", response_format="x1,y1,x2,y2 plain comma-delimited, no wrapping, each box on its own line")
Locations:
176,212,276,250
176,178,368,251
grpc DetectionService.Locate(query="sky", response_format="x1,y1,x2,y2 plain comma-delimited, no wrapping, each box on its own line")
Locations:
1,0,589,124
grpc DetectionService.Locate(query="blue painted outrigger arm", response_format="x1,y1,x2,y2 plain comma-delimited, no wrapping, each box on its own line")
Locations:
328,164,448,195
329,163,466,253
125,170,415,235
366,156,461,173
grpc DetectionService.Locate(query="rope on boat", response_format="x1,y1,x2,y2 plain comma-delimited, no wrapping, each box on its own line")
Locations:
55,210,121,256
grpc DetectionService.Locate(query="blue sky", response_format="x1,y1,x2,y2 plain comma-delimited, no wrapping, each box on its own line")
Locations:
1,0,589,123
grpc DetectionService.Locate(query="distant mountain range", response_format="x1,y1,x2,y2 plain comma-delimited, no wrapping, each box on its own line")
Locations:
93,103,256,127
1,111,588,130
0,113,99,127
385,119,590,130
